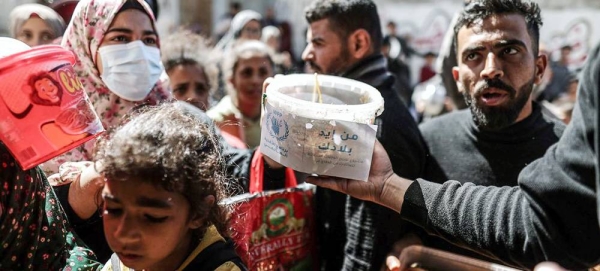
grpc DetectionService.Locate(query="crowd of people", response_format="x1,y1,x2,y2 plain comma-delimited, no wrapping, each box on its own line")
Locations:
1,0,600,270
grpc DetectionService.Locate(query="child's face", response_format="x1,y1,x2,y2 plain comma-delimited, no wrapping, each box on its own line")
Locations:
35,78,60,103
102,179,202,270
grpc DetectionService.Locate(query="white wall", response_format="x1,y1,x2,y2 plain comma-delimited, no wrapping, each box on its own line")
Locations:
155,0,180,37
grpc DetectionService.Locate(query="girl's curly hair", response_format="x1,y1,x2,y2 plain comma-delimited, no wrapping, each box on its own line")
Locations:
94,101,231,238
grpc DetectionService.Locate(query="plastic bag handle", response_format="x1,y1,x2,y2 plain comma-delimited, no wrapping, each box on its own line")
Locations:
249,149,297,193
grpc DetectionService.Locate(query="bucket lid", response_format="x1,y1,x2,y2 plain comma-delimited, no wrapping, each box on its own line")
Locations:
266,74,384,117
0,45,75,75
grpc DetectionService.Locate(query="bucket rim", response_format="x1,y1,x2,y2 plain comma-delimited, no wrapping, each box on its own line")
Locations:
0,45,75,75
265,73,384,115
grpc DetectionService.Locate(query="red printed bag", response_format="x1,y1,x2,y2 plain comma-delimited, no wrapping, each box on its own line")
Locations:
227,150,316,270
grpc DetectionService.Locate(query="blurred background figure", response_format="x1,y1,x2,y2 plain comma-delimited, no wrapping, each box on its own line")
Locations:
207,40,274,148
535,44,575,103
384,21,415,60
559,44,572,68
215,9,262,51
213,9,263,101
382,35,413,106
262,25,294,74
214,1,242,41
262,6,278,27
419,52,437,83
9,3,65,47
161,29,217,111
411,75,449,122
48,0,79,25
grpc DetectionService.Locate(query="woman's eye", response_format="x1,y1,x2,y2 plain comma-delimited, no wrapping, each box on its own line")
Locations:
111,36,129,42
145,214,168,223
240,69,253,77
195,84,208,94
41,33,53,41
143,37,157,45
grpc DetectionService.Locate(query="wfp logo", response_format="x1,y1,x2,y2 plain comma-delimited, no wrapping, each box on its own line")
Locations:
266,111,289,141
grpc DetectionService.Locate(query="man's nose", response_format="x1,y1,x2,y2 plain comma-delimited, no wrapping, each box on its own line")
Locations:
480,53,504,79
302,44,313,62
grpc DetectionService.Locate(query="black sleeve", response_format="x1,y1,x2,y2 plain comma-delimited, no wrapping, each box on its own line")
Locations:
400,43,600,270
220,139,286,193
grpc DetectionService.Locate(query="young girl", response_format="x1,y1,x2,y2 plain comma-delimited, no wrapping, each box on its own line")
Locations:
96,102,246,271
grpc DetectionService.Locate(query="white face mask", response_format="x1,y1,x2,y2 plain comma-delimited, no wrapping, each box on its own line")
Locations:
98,40,163,101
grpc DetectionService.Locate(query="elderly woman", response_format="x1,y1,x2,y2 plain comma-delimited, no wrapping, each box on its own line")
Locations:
215,9,263,51
207,40,274,148
9,3,66,47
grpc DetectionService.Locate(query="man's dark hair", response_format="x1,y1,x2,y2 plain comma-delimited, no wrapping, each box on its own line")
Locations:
305,0,382,52
454,0,542,55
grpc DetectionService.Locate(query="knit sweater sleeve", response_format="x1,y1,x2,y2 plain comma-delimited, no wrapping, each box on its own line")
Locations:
400,43,600,270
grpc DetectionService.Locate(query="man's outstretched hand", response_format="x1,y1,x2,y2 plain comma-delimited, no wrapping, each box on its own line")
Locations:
306,140,412,213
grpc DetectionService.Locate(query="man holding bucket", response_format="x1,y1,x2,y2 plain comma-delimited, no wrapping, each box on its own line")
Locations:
307,1,600,270
301,0,428,270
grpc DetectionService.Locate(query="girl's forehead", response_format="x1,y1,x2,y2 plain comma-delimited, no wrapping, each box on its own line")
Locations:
104,179,187,209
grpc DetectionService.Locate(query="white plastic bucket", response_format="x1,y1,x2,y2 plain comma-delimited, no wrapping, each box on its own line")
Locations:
260,74,384,181
264,74,384,123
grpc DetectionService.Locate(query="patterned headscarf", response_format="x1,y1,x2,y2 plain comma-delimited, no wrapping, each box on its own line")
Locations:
61,0,171,129
41,0,171,174
9,4,66,39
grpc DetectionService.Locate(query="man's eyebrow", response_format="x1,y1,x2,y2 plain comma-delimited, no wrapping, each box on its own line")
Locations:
311,36,325,43
136,196,173,209
462,45,486,55
494,39,527,49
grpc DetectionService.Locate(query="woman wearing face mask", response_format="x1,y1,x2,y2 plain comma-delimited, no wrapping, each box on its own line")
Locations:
40,0,170,175
207,40,274,148
9,4,66,47
40,0,170,262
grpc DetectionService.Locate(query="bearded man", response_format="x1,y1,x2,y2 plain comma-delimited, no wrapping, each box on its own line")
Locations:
415,0,566,263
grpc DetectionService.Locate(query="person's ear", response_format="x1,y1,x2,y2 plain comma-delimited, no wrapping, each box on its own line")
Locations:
228,76,236,88
348,29,372,59
189,195,215,229
452,67,465,93
534,53,548,85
